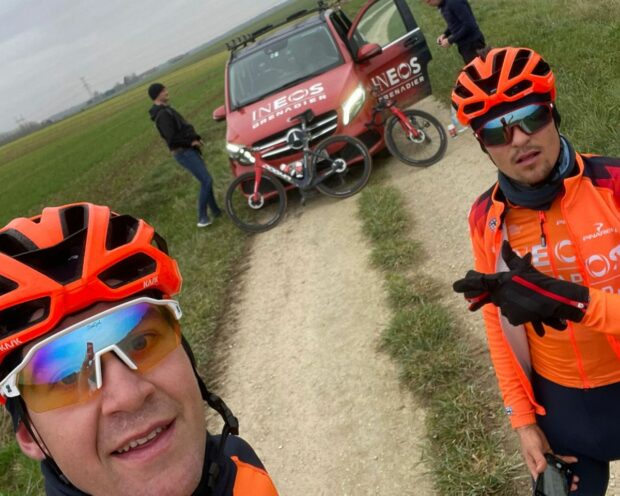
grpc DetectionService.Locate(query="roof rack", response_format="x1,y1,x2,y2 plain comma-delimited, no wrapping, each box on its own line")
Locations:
225,0,341,53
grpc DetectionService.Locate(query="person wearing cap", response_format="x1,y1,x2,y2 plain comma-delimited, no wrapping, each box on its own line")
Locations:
451,47,620,494
0,203,278,495
148,83,222,228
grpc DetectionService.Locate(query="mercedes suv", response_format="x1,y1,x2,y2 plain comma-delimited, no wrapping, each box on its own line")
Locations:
213,0,434,178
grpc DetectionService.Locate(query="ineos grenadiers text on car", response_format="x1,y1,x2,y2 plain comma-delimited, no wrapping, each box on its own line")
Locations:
213,0,436,183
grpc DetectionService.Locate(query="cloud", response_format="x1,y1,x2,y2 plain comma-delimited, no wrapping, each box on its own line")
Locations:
0,0,287,132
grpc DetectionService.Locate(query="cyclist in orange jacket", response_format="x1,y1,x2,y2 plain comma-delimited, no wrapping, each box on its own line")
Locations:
0,203,278,496
452,47,620,495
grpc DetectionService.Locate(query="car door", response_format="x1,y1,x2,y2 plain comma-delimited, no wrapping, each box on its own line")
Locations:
347,0,433,108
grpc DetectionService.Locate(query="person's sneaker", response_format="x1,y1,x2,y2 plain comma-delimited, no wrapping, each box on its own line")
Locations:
197,219,213,228
213,209,223,218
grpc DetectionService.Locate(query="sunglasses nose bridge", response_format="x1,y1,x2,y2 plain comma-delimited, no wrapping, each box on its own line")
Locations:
93,345,138,389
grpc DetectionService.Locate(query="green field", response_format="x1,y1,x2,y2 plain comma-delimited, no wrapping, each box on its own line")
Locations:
0,0,618,493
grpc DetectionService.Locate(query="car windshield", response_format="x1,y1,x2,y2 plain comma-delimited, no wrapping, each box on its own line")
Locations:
229,24,343,109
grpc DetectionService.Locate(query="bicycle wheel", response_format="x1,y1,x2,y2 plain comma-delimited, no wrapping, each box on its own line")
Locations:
312,135,372,198
385,109,447,167
225,172,287,233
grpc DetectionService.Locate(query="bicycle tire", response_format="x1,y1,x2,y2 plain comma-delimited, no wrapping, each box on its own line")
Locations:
313,135,372,198
224,172,287,233
385,109,447,167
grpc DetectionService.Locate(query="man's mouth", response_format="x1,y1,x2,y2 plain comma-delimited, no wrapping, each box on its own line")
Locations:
515,150,540,165
113,424,171,455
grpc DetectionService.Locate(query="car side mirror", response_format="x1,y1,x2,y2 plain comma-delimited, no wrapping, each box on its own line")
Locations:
212,105,226,122
356,43,382,62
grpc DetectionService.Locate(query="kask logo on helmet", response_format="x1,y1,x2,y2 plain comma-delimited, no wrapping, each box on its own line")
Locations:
0,337,22,353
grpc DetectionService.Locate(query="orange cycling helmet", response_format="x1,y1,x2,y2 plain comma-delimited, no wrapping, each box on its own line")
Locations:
452,47,556,126
0,202,182,374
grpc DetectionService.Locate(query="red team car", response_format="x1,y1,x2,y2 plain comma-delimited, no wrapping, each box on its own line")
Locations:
213,0,436,178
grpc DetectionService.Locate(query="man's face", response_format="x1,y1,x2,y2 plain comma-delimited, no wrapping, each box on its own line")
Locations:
482,119,561,186
16,302,207,496
157,88,169,105
424,0,441,6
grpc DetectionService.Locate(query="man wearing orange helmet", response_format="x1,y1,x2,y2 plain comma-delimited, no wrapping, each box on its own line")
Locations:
0,203,278,495
451,47,620,495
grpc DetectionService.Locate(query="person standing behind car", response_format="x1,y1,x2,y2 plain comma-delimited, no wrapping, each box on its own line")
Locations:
148,82,222,228
424,0,487,135
424,0,486,64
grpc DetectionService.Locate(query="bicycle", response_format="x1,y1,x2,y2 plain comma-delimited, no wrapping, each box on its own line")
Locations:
225,109,372,233
368,86,447,167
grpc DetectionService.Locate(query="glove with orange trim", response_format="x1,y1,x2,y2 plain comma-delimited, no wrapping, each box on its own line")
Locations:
453,241,589,336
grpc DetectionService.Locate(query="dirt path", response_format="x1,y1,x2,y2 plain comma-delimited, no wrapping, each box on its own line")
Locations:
213,192,434,494
212,97,619,494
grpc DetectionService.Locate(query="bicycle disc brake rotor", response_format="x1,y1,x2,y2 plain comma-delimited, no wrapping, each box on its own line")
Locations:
333,158,347,173
248,194,265,209
407,125,427,143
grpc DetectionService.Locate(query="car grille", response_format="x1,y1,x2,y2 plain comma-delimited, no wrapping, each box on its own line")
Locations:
252,110,338,161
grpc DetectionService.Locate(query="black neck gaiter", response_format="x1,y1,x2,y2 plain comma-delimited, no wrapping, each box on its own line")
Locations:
497,135,576,211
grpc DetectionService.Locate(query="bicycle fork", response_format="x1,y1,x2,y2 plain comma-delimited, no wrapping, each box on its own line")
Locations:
391,107,422,140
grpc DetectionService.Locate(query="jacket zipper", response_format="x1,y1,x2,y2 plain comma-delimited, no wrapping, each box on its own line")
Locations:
540,209,591,389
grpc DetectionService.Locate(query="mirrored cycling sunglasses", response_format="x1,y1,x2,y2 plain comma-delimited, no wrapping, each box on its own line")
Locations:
474,103,554,147
0,297,182,413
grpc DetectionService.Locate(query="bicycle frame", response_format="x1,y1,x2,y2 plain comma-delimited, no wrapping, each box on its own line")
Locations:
247,117,347,201
368,92,422,140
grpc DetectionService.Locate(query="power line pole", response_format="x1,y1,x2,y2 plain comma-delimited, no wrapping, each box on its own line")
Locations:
80,77,94,98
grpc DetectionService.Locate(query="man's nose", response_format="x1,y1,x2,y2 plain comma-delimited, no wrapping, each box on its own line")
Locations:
99,352,156,415
510,125,531,146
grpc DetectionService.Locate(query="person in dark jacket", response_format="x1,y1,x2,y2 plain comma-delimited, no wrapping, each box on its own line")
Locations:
148,82,222,227
424,0,486,63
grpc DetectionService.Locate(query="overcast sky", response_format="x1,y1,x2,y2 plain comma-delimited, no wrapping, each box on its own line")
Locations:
0,0,288,133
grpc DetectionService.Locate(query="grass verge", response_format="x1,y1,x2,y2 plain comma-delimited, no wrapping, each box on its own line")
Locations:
358,177,523,495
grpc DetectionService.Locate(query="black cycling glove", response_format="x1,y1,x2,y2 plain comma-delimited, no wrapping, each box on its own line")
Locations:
453,241,590,336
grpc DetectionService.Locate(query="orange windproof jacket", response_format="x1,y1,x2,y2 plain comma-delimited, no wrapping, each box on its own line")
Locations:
467,152,620,428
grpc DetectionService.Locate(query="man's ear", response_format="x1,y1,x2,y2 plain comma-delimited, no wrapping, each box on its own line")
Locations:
15,421,46,461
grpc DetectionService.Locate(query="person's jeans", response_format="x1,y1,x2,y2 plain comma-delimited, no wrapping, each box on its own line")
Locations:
173,148,221,223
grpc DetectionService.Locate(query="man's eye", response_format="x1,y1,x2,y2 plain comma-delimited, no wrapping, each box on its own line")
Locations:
129,333,157,352
56,372,78,386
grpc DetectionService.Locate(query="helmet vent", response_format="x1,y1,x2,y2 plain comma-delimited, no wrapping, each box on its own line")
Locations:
60,205,89,237
0,275,18,297
14,230,86,284
532,59,551,77
453,84,473,99
505,80,533,97
98,253,156,289
0,229,38,256
151,232,169,254
492,50,507,75
508,49,531,80
106,215,139,250
464,102,485,114
0,297,50,340
464,64,481,82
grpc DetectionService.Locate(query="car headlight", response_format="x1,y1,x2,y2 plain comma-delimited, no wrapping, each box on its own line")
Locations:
341,85,366,126
226,143,255,164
